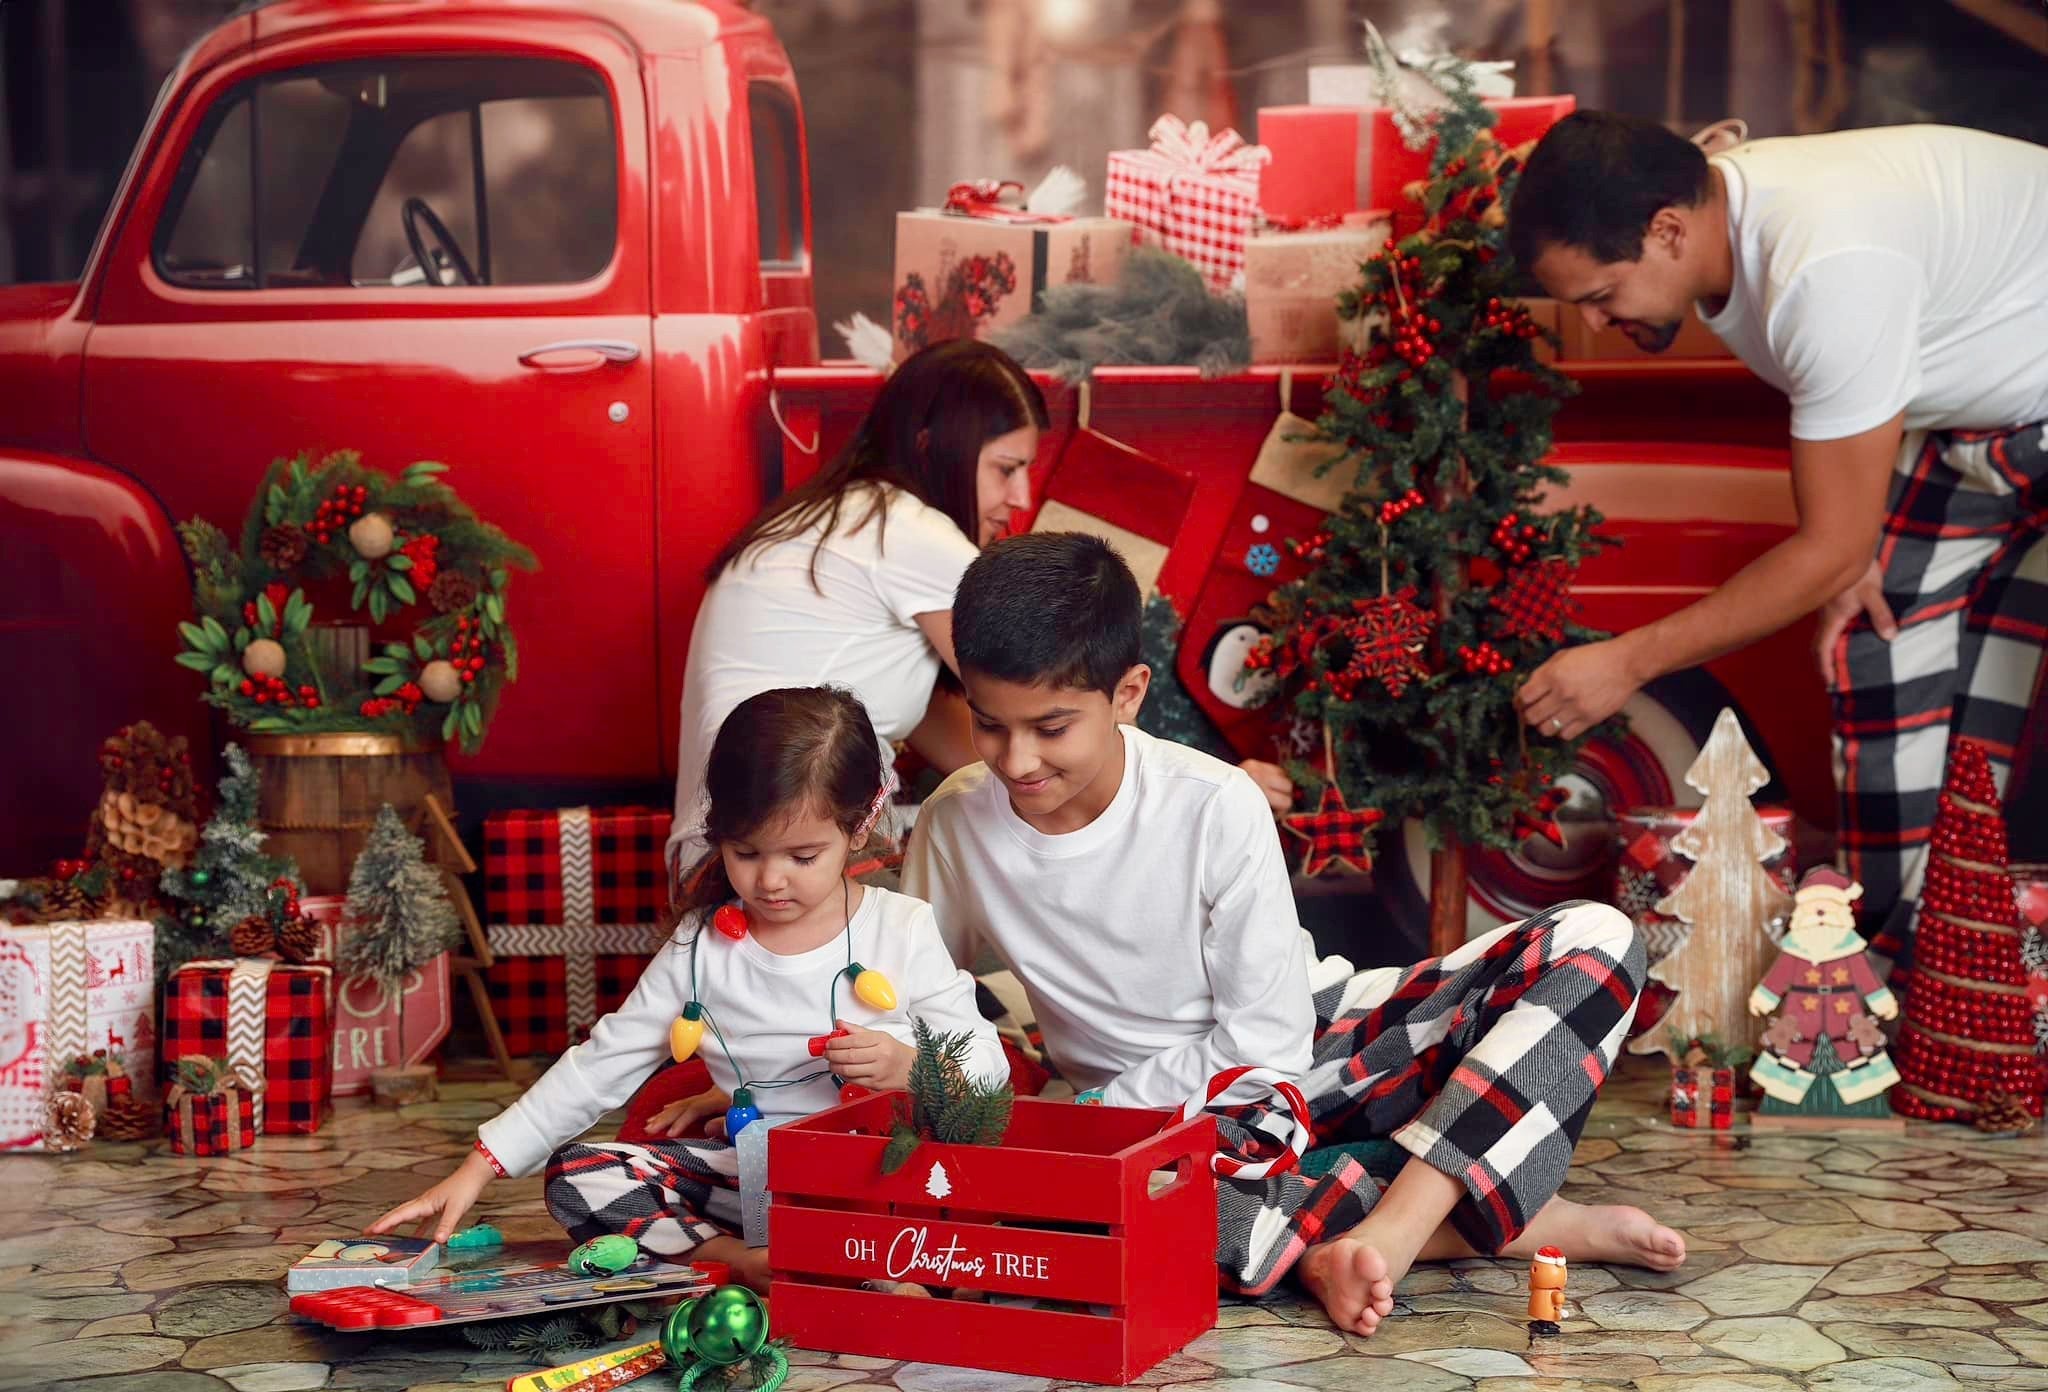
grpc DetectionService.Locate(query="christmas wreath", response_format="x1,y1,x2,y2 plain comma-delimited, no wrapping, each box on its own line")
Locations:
175,451,537,752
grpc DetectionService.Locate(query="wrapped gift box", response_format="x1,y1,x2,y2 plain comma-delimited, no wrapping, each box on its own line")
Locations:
164,957,332,1134
1106,115,1268,291
0,918,155,1152
1670,1065,1736,1129
1243,212,1391,362
1615,805,1798,963
1257,96,1575,233
484,807,668,1055
165,1062,260,1155
893,194,1131,358
2015,863,2046,1049
303,896,452,1097
1306,62,1516,107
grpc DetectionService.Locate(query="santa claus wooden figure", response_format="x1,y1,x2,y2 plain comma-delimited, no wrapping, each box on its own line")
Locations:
1748,866,1901,1114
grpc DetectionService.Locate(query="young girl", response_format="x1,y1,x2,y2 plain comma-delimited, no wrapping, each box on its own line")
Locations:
370,687,1007,1292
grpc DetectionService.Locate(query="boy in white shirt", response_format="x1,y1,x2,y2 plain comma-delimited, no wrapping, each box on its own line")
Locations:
904,533,1685,1336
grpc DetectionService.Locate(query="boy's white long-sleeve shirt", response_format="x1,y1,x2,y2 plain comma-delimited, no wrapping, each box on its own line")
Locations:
901,725,1314,1110
477,886,1005,1177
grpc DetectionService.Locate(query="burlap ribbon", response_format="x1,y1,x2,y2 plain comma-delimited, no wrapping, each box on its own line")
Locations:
46,923,91,1066
184,957,331,1134
166,1063,263,1154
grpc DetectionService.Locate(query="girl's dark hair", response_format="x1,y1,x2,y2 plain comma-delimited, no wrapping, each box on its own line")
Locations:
673,686,885,920
708,339,1049,588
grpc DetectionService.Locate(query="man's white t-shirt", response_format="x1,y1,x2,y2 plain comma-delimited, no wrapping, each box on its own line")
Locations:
668,485,979,871
901,725,1315,1110
477,886,1004,1177
1700,125,2048,441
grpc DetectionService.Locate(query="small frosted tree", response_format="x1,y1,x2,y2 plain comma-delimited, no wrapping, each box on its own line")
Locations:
156,744,302,977
340,805,460,1046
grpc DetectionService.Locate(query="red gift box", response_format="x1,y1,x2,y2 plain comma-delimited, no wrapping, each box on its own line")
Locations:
1107,115,1269,291
163,958,332,1134
769,1093,1218,1385
1670,1066,1736,1129
483,807,668,1055
165,1064,261,1155
1258,96,1576,234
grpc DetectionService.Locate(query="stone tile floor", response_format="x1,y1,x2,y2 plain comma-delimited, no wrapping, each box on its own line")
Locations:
3,1059,2047,1392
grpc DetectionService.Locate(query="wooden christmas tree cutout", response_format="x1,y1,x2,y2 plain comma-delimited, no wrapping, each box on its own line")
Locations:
1628,709,1791,1062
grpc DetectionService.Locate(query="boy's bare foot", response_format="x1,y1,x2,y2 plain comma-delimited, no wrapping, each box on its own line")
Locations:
730,1246,773,1294
1510,1199,1687,1272
1298,1231,1399,1337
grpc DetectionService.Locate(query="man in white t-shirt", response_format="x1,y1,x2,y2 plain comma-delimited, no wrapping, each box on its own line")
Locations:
904,533,1684,1337
1508,112,2048,958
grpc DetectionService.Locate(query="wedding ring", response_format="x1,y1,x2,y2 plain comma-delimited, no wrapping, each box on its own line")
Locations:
1549,718,1563,733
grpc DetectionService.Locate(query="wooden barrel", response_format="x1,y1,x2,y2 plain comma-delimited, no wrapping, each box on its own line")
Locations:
244,734,454,894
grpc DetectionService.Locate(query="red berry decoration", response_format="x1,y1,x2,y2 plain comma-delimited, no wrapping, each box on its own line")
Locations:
1491,559,1579,643
1457,643,1512,677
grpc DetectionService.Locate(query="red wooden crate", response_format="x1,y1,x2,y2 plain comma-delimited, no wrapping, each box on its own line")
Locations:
769,1093,1218,1385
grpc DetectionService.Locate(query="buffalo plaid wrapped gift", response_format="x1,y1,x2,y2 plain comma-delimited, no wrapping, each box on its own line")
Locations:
1106,115,1269,291
484,807,667,1055
163,956,332,1134
1669,1066,1736,1129
164,1056,260,1156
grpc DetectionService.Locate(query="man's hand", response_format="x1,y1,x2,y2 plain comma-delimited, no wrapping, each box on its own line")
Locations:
1812,558,1897,687
826,1021,916,1091
1516,637,1646,741
643,1086,730,1139
1238,759,1295,816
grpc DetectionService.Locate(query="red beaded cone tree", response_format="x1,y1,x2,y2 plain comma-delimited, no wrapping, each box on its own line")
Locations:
1892,739,2047,1122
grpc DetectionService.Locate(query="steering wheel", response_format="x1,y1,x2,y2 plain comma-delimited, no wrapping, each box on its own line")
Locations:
401,196,480,287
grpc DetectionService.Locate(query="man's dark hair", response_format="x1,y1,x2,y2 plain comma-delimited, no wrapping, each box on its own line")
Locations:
1507,111,1711,270
954,532,1141,698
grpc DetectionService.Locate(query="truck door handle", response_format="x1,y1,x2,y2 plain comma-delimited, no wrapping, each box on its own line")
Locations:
517,339,641,367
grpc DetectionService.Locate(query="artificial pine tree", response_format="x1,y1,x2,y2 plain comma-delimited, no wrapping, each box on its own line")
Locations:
880,1017,1015,1175
155,744,304,978
1249,46,1604,952
1134,591,1235,762
339,805,460,1100
1892,740,2047,1122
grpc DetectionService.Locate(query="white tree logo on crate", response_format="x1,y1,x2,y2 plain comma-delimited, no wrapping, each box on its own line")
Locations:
925,1160,952,1201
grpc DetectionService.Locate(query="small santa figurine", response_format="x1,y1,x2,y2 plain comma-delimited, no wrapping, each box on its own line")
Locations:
1748,866,1900,1105
1527,1245,1567,1325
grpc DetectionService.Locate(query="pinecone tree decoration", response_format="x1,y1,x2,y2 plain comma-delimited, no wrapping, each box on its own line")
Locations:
1974,1090,2038,1136
259,523,310,570
96,1095,158,1142
40,877,95,923
428,570,480,614
231,914,278,957
276,913,321,965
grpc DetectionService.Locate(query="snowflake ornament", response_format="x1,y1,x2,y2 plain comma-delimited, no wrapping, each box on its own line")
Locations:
1245,543,1281,577
1344,589,1438,698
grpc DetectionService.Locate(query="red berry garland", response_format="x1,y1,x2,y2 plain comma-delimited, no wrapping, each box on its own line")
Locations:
1457,642,1511,676
1490,512,1543,564
1491,558,1578,643
1378,488,1426,525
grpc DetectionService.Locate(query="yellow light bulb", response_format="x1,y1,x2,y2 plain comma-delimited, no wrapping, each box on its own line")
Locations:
846,963,897,1012
670,1003,704,1062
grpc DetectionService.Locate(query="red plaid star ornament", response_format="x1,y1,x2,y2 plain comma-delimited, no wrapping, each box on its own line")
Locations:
1283,782,1385,877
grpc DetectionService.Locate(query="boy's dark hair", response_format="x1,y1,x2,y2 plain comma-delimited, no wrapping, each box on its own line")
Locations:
675,686,883,918
709,339,1048,587
954,532,1141,698
1507,111,1711,271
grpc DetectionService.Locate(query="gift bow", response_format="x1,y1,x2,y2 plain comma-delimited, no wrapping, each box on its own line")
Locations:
943,178,1065,224
166,1062,264,1153
1146,115,1270,177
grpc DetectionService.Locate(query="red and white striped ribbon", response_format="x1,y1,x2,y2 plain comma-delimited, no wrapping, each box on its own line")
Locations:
1174,1065,1311,1180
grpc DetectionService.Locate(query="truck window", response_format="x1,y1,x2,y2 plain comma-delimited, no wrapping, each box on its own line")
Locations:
749,83,804,270
154,59,616,291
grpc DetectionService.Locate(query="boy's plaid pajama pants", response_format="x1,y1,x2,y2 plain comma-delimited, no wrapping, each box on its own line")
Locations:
1835,422,2048,962
541,899,1644,1297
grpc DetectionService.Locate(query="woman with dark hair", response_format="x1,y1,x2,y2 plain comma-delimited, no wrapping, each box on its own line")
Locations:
667,339,1051,874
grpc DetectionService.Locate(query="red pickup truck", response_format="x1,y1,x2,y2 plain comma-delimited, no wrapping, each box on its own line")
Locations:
0,0,1827,937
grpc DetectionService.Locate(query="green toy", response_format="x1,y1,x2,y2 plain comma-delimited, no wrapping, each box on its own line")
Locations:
661,1286,788,1392
446,1224,504,1251
566,1234,640,1276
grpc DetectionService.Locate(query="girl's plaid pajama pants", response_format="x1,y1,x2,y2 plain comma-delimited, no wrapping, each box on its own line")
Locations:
1835,422,2048,962
542,899,1644,1299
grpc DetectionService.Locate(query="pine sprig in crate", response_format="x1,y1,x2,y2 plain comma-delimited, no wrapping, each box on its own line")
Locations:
881,1017,1015,1174
175,450,537,753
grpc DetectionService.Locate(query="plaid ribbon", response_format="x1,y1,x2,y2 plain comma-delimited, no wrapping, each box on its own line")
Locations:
1106,115,1269,290
1171,1065,1311,1180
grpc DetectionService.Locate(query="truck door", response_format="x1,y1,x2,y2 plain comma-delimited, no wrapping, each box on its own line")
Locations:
83,33,659,785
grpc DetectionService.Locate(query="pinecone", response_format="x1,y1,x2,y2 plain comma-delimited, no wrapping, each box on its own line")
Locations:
428,570,480,614
96,1096,157,1142
276,913,321,964
1973,1090,2038,1136
259,523,310,569
230,914,278,957
39,878,94,923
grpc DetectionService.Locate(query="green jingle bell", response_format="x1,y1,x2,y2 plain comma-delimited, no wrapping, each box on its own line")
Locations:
663,1284,767,1368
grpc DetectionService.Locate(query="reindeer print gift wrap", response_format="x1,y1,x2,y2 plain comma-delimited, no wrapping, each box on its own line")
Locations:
0,919,154,1151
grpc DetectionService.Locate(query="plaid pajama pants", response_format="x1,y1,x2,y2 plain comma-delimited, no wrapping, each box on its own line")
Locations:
545,1137,743,1258
1218,899,1643,1296
1834,422,2048,962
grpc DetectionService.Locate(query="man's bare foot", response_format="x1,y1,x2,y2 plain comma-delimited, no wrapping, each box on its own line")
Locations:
1298,1233,1398,1337
1510,1199,1687,1272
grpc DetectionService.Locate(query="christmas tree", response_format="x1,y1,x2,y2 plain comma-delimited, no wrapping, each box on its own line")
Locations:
339,805,460,1043
1892,740,2046,1122
1249,51,1604,952
155,745,304,978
